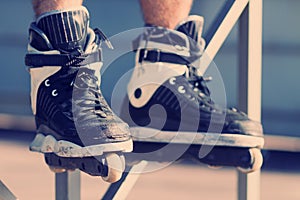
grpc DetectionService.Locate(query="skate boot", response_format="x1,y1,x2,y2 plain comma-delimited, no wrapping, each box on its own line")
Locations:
25,7,132,182
121,16,264,172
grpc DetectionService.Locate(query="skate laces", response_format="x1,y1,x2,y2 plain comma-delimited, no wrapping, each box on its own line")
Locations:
67,29,114,123
184,66,225,113
60,29,113,66
72,68,109,123
190,69,229,113
184,66,211,99
46,67,106,121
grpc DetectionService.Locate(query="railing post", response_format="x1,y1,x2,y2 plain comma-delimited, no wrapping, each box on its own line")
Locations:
55,170,81,200
238,0,263,200
0,180,17,200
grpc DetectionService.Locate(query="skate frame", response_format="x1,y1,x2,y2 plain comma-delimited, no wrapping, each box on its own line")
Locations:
55,0,263,199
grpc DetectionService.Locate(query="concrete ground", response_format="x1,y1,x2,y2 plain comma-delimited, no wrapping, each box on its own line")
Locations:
0,138,300,200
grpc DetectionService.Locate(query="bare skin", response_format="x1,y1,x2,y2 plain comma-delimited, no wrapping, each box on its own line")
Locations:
139,0,193,29
32,0,83,17
32,0,193,29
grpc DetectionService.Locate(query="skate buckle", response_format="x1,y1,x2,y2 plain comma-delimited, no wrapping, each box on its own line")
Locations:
143,49,148,60
143,49,161,62
155,49,161,62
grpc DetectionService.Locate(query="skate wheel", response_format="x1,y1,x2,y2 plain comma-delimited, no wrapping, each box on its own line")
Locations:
102,153,124,183
237,148,263,173
49,166,66,173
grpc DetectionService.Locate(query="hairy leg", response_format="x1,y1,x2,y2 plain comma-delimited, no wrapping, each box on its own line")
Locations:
139,0,193,29
32,0,83,17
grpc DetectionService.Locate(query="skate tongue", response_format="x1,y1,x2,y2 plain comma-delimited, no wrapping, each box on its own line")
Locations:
175,15,204,44
175,16,206,77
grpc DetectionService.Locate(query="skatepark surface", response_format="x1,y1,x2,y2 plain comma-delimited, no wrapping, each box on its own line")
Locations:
0,132,299,200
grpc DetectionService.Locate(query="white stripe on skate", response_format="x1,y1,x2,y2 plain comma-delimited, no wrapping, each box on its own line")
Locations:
29,134,133,157
130,127,264,148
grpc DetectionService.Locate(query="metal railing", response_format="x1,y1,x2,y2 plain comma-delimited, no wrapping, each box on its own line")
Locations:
0,180,17,200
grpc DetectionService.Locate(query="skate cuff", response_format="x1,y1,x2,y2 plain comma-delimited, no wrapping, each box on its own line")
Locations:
138,49,200,65
25,49,102,67
36,6,89,52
